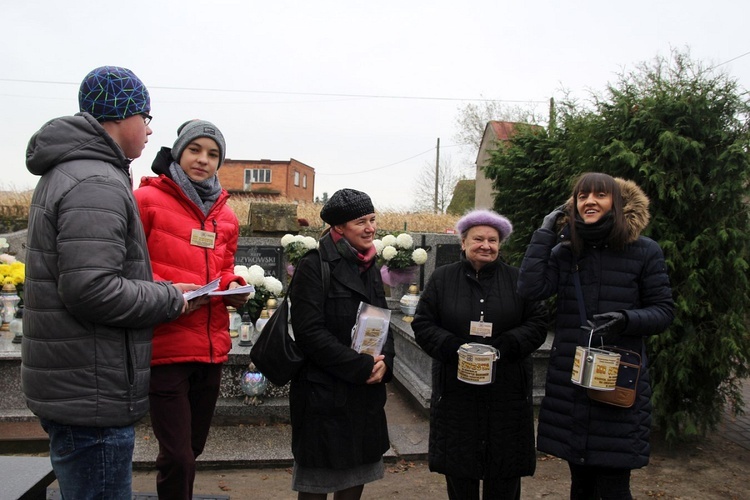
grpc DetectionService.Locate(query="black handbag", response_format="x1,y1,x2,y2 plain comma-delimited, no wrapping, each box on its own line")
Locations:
250,251,329,386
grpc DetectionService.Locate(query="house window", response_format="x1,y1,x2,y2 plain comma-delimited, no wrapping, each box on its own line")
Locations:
244,168,271,190
294,171,300,186
303,174,307,189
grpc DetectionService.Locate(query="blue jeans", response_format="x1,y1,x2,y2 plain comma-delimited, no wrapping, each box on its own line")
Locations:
40,418,135,500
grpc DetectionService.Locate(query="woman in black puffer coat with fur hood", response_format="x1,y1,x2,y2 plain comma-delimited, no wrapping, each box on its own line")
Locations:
517,172,674,499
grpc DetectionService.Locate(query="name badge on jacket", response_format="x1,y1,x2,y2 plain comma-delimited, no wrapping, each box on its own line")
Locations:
191,229,216,249
470,320,493,338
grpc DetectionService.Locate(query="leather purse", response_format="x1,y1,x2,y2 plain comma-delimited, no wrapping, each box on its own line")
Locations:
250,250,329,386
587,346,641,408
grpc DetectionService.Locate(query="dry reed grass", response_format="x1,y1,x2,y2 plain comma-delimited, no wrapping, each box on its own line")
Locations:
0,190,460,235
0,189,33,207
228,198,460,234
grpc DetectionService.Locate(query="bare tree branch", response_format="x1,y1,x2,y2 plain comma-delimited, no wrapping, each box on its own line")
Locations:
412,153,465,213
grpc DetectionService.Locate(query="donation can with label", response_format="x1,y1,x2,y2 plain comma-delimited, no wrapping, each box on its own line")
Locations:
571,346,620,391
457,343,499,385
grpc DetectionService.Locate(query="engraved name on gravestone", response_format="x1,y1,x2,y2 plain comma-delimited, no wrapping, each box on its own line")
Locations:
434,243,462,269
234,245,284,280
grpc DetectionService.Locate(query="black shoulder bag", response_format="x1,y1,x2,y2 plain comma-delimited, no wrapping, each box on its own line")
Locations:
250,251,330,386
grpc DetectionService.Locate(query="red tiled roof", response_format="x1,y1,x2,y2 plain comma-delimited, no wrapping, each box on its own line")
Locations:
488,121,521,141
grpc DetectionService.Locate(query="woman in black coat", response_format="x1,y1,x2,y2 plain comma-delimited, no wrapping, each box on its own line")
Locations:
517,173,674,499
289,188,395,500
412,209,547,500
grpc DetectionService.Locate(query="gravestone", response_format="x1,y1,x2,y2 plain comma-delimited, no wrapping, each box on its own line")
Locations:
416,233,462,290
434,243,462,269
234,242,284,281
246,203,298,237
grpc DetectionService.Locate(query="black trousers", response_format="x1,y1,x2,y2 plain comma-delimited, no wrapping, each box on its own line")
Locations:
149,362,223,500
445,475,521,500
568,462,633,500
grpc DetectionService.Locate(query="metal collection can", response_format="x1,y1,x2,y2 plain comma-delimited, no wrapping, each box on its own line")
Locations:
457,343,499,385
571,346,620,391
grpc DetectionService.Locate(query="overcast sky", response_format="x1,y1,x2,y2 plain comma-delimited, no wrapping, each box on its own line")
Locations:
2,0,749,210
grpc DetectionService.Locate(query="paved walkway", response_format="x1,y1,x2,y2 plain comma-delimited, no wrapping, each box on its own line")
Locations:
131,380,429,469
4,377,750,463
719,379,750,451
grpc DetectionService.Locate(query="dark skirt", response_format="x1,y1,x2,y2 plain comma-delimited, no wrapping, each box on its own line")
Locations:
291,459,384,493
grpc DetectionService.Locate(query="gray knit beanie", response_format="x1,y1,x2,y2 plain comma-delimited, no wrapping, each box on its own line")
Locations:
171,120,226,167
320,188,375,226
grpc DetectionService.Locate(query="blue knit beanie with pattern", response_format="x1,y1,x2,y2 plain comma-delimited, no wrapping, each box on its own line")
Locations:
78,66,150,122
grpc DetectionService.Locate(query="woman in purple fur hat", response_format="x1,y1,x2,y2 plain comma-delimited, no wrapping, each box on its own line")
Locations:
412,209,548,500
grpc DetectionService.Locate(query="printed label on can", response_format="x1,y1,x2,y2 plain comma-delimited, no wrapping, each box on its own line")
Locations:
588,351,620,389
457,344,498,385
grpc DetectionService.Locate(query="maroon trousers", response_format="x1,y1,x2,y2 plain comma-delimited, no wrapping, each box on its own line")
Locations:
149,362,223,500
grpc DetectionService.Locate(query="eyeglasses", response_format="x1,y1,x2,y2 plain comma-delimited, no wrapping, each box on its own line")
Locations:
141,113,152,126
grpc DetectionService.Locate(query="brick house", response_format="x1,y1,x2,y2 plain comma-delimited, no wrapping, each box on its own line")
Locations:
217,158,315,202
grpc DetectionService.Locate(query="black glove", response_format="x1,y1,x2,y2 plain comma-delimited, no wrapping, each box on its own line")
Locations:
541,204,567,231
440,337,466,364
592,311,628,337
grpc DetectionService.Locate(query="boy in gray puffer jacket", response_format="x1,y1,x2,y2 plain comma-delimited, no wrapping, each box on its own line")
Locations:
22,65,200,500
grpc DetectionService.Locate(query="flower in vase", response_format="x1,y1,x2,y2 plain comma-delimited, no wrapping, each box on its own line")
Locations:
374,232,426,271
233,264,283,321
374,232,428,287
0,254,24,286
281,233,319,269
0,253,25,305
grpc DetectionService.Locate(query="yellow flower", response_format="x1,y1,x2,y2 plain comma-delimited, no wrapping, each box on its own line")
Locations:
0,257,24,287
10,271,24,286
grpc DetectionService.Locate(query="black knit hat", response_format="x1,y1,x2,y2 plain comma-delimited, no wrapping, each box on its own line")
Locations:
320,188,375,226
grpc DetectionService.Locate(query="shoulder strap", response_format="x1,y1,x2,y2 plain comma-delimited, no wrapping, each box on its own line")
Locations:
572,263,588,327
318,249,330,296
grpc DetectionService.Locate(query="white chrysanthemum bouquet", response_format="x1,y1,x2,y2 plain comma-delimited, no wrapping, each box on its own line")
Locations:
234,264,284,321
280,234,319,275
373,233,428,286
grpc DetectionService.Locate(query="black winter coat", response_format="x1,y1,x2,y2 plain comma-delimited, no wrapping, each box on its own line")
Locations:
517,179,674,469
289,234,395,469
412,256,547,479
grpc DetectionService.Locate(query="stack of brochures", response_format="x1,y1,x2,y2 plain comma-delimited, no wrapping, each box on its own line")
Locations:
183,277,254,301
350,302,391,356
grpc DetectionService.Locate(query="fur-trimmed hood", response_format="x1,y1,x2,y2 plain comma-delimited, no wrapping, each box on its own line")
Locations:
561,177,650,243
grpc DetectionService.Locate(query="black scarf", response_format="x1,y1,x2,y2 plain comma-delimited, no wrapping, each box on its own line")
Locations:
574,211,614,246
